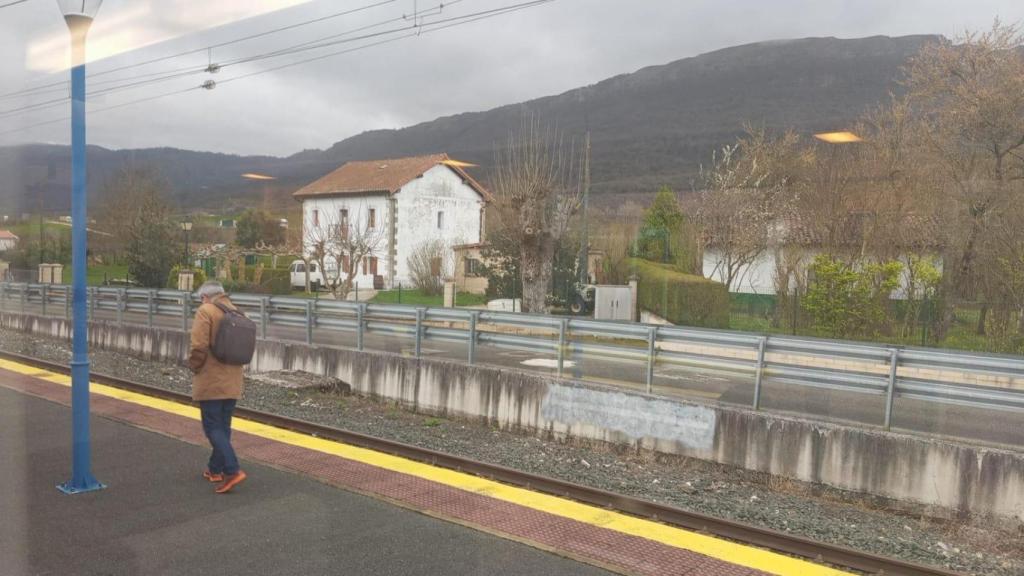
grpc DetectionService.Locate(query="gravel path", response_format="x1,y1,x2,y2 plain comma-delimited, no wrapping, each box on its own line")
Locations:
1,329,1021,576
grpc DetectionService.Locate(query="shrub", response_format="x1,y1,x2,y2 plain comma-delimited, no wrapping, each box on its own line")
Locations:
630,258,729,328
407,240,452,296
803,255,902,339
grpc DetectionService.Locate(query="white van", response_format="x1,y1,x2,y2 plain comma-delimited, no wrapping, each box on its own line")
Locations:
290,260,323,291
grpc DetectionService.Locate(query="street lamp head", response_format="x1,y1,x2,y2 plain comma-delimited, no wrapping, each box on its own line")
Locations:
813,131,863,144
181,221,193,232
58,0,102,43
57,0,103,18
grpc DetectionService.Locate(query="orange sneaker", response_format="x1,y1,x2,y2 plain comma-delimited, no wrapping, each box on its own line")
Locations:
215,470,247,494
203,470,224,483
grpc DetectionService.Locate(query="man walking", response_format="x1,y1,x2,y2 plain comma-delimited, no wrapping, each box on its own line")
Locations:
189,281,247,493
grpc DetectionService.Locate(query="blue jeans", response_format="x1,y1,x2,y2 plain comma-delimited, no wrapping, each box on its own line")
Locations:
200,399,239,475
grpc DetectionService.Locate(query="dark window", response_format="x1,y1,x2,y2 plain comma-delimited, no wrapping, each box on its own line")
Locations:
464,258,481,276
368,208,376,228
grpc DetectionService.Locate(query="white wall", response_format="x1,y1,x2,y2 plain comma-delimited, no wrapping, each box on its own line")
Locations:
703,249,779,295
393,165,484,287
301,193,390,290
703,248,944,298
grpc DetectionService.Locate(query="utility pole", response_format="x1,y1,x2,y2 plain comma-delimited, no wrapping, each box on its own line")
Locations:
577,89,592,287
577,131,591,285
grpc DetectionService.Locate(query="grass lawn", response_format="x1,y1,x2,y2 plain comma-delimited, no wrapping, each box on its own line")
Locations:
728,306,1002,354
60,265,130,286
4,221,72,240
371,289,488,307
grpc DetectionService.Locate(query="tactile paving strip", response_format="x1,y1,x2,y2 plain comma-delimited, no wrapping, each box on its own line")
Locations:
2,369,769,576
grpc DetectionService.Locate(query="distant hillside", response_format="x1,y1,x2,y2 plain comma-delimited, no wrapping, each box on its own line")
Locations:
0,34,939,215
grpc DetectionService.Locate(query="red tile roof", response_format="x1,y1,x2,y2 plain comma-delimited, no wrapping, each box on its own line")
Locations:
293,153,493,202
0,230,18,240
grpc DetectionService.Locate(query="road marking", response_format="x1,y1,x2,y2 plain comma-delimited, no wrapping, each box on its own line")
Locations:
0,357,851,576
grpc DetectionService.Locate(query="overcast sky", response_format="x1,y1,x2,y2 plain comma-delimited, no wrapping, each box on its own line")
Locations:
0,0,1020,157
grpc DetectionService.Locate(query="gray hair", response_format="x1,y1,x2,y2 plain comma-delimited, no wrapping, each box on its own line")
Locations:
196,281,225,299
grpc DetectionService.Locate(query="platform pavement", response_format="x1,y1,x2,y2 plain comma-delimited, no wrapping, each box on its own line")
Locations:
0,385,615,576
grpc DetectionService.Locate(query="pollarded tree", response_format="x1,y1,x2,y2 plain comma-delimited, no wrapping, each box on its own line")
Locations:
491,116,585,313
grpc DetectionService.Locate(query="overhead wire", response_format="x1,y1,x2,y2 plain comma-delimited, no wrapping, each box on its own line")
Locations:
0,0,399,100
0,0,458,116
0,0,557,136
0,0,32,10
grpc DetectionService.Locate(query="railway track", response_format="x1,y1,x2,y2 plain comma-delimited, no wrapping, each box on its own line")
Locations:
1,349,965,576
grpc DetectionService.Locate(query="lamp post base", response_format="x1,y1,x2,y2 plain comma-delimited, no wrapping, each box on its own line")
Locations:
57,478,106,495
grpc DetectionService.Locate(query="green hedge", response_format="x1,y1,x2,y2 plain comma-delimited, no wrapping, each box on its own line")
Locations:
223,268,291,295
166,266,207,290
630,259,729,328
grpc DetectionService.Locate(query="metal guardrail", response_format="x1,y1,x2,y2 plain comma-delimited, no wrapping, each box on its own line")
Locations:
2,282,1023,428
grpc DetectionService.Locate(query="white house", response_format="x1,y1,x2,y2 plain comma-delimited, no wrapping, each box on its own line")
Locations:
702,215,943,298
0,230,19,252
293,154,491,290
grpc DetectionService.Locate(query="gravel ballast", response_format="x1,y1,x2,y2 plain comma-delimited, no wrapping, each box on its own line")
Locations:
1,329,1021,576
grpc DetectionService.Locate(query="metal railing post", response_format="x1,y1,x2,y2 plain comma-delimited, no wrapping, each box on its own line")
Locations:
752,337,767,410
468,311,478,365
260,297,269,339
0,283,5,311
415,308,424,357
305,300,314,345
147,290,155,328
88,287,96,321
646,327,658,393
41,284,48,316
116,288,124,325
20,284,26,314
357,304,365,351
557,319,568,377
884,348,900,430
181,292,190,333
65,285,71,319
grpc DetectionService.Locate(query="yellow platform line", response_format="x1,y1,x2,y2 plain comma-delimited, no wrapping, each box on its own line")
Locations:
0,358,851,576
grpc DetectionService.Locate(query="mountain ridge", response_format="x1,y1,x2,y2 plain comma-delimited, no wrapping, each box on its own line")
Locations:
0,34,941,214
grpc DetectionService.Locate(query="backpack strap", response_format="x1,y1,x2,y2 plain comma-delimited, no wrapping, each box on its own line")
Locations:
212,299,245,318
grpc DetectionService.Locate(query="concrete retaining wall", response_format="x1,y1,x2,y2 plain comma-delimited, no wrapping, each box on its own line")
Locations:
4,311,1024,522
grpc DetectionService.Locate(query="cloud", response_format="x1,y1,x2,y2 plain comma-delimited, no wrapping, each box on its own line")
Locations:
1,0,1020,156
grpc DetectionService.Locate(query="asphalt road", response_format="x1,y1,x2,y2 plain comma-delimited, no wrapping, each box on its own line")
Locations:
0,385,614,576
5,298,1023,449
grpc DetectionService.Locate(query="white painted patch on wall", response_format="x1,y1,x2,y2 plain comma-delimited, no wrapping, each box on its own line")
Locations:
521,358,575,368
540,384,717,450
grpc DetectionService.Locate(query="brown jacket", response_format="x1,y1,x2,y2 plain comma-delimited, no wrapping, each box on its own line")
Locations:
189,295,245,401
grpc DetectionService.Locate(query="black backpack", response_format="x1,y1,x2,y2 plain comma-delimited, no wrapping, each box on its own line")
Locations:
211,301,257,366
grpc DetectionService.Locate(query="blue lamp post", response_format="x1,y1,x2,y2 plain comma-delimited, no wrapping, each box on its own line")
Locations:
57,0,105,495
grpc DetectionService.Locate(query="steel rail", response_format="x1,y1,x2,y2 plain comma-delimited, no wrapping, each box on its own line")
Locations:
0,350,965,576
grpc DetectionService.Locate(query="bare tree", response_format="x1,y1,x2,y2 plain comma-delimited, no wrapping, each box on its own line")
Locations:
304,206,385,299
697,128,800,291
903,22,1024,328
491,117,585,313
